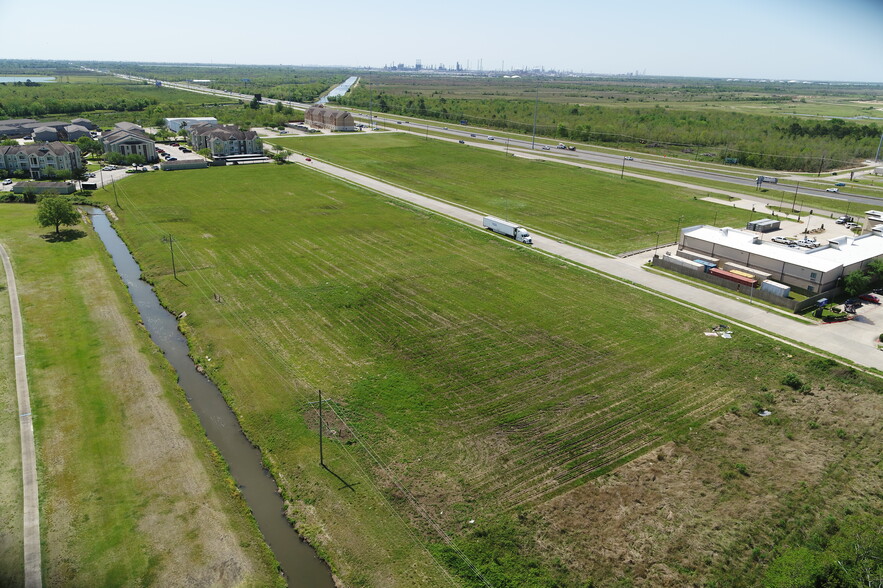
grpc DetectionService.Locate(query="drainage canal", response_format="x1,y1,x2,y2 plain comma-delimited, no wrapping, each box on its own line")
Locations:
84,207,334,588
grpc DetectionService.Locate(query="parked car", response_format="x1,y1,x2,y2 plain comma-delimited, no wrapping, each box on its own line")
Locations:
1,179,12,185
846,222,861,229
771,236,791,244
167,157,177,161
826,187,839,193
859,293,880,304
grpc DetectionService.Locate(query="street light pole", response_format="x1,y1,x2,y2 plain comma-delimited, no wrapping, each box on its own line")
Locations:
531,84,539,151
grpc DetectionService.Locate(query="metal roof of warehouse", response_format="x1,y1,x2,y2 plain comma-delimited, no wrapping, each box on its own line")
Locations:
682,225,883,273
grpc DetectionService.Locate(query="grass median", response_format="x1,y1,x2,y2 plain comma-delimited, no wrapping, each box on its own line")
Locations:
271,133,755,253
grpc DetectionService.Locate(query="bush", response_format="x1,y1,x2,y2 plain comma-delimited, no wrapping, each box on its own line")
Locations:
781,372,803,390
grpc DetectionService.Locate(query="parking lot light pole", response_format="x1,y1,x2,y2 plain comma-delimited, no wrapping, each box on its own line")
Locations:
654,231,660,256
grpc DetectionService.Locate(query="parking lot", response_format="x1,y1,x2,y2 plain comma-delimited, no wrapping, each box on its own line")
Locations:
156,142,205,162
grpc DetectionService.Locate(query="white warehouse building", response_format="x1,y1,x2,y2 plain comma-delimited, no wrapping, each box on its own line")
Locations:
164,117,218,133
679,225,883,294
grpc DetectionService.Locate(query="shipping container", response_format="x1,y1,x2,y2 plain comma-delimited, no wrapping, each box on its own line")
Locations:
760,280,791,297
729,269,755,280
693,259,717,273
709,267,757,287
666,256,705,271
677,249,719,265
723,262,771,281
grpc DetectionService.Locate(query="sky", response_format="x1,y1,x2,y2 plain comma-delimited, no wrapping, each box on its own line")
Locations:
1,0,881,82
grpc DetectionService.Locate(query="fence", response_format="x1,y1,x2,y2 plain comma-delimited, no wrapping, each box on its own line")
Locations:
651,254,836,312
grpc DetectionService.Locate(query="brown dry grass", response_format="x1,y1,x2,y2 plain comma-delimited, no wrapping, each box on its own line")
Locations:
535,382,883,586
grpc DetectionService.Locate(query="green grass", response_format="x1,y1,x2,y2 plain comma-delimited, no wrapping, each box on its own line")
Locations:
272,133,754,253
0,233,23,588
104,164,883,586
0,204,280,587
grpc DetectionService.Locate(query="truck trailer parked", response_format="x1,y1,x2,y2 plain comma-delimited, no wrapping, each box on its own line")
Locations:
482,216,533,244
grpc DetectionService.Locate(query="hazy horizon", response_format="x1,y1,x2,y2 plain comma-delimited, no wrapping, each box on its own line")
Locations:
1,0,881,83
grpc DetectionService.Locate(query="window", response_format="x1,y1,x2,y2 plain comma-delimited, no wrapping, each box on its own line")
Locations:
810,272,817,280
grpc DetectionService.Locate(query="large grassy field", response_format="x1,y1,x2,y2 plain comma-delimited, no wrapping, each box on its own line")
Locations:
108,164,883,586
272,133,756,253
0,205,281,587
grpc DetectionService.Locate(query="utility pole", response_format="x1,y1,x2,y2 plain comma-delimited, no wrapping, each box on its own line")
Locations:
791,182,799,213
620,157,626,179
112,179,120,209
531,84,539,150
162,234,177,279
876,131,883,163
674,215,684,245
817,154,825,177
318,389,324,467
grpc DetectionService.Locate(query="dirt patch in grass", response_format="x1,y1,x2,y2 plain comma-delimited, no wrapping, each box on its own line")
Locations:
535,385,883,586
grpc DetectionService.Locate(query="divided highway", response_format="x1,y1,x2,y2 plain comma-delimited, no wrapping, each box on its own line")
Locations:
90,67,881,208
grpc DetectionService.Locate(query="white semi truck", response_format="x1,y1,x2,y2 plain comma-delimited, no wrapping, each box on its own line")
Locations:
482,216,533,244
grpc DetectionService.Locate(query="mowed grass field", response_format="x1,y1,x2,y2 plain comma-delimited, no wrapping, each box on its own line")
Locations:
0,235,23,587
105,164,883,586
0,205,281,587
271,133,751,254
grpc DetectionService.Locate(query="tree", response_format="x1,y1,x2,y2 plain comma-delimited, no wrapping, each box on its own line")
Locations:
124,153,145,166
197,148,213,159
844,271,872,297
250,94,262,110
76,136,102,156
36,196,79,234
105,151,126,165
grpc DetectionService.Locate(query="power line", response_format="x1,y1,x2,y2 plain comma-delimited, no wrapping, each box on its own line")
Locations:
108,180,481,586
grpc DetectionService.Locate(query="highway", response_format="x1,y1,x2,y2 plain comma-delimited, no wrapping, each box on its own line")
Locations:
90,67,883,208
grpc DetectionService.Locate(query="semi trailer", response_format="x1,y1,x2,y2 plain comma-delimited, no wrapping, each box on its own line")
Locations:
482,216,533,244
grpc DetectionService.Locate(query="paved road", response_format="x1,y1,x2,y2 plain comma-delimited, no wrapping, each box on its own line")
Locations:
93,66,882,206
292,155,883,371
0,244,42,588
363,116,883,204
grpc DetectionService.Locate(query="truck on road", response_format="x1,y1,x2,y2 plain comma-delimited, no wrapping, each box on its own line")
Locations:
482,216,533,244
